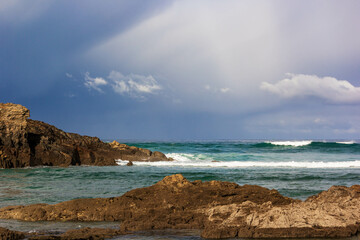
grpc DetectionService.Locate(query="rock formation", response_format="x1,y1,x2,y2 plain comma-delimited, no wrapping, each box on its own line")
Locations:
0,103,170,168
1,174,359,239
201,184,360,239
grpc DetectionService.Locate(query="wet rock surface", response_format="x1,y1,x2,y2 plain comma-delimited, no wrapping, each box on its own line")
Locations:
1,174,359,238
0,103,170,168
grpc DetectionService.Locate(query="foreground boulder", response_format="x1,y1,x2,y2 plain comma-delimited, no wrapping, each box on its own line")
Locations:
1,174,359,239
0,103,170,168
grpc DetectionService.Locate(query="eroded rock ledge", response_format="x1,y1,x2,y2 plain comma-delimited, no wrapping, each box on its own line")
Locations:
0,103,170,168
0,174,359,239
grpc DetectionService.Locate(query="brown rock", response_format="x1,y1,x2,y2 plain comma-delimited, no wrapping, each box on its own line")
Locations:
110,141,170,162
0,174,295,229
150,151,167,161
0,103,170,168
0,227,123,240
201,226,238,239
200,184,360,238
0,227,24,240
126,161,133,166
60,227,123,240
28,227,123,240
108,141,127,149
0,103,31,168
0,175,359,239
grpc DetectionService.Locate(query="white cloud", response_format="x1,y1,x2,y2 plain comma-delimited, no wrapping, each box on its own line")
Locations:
108,71,162,99
84,72,108,93
204,85,231,94
83,71,162,99
65,73,73,78
261,74,360,103
220,88,230,93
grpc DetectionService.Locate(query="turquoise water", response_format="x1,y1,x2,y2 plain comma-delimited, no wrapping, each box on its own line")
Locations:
0,140,359,237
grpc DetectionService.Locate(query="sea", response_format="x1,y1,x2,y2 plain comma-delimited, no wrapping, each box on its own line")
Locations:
0,139,359,239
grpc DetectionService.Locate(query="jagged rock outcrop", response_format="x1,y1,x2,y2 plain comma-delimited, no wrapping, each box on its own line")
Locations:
3,174,359,238
0,103,31,168
109,140,169,162
0,103,170,168
201,184,360,239
0,174,294,223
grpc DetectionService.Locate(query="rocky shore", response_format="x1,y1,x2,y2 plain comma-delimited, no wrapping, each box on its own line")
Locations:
0,103,170,168
0,174,359,239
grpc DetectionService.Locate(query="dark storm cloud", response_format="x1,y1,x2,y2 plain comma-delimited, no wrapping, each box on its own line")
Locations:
1,0,359,139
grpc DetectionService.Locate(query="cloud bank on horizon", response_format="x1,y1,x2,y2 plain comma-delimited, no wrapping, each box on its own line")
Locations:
1,0,359,139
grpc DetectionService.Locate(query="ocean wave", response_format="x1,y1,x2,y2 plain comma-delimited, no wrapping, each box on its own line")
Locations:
265,141,312,147
115,153,360,169
336,141,356,145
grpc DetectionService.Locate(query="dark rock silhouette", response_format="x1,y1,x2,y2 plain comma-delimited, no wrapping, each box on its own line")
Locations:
0,103,170,168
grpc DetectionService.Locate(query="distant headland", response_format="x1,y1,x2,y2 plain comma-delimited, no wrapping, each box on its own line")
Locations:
0,103,171,168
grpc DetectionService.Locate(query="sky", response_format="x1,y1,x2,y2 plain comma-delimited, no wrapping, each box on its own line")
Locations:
1,0,359,140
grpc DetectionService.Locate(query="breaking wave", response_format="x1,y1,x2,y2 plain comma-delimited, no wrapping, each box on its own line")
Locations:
116,153,360,169
336,141,356,145
265,141,313,147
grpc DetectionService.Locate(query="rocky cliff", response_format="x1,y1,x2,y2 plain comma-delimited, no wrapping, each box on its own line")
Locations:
0,103,170,168
0,174,359,239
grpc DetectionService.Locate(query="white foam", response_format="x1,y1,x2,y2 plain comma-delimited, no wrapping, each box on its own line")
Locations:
266,141,312,147
167,153,199,162
116,153,360,169
115,159,129,166
115,153,205,166
336,141,356,144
